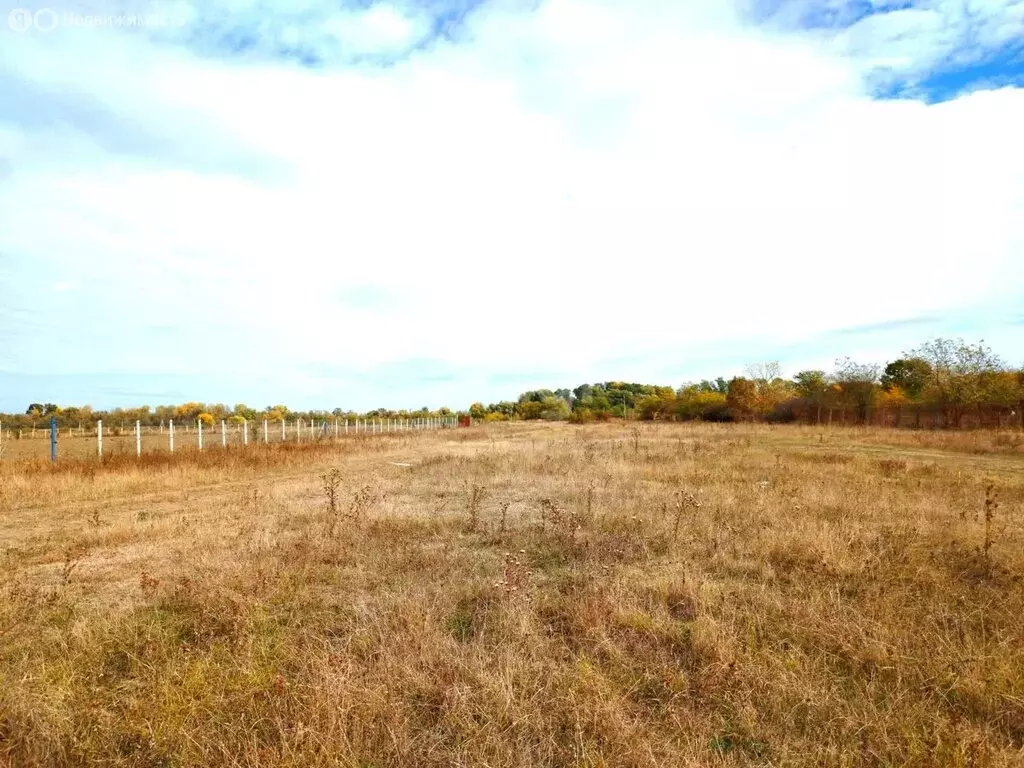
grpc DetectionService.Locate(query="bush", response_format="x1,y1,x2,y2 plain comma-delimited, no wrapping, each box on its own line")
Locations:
568,409,594,424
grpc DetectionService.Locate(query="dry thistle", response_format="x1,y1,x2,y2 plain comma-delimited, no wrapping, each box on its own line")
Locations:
539,497,564,534
584,481,596,523
321,468,343,513
672,489,701,542
493,551,532,599
348,483,379,523
247,486,262,515
59,548,87,588
467,484,487,532
499,501,510,534
983,483,999,566
139,570,160,597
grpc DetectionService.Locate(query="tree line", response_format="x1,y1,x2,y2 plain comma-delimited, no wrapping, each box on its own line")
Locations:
3,403,455,433
5,338,1022,433
468,338,1024,428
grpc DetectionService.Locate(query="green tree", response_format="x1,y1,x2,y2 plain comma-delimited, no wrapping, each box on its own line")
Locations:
676,387,729,421
233,403,258,421
539,396,570,421
489,401,516,418
696,378,728,395
880,358,931,399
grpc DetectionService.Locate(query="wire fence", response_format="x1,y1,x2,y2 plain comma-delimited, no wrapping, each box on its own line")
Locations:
0,416,463,462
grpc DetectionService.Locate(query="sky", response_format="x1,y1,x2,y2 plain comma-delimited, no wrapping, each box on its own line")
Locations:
0,0,1022,412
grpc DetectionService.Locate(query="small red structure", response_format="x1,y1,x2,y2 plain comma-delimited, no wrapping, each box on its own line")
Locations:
458,415,472,428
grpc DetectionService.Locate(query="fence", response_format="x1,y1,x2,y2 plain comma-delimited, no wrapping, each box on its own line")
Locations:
0,416,461,462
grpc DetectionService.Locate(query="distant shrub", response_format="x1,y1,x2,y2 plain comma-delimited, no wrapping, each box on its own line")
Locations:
568,409,594,424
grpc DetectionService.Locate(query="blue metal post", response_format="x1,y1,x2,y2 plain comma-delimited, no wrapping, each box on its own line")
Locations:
50,416,57,464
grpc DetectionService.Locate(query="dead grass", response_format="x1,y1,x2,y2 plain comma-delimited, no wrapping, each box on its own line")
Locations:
0,422,1022,766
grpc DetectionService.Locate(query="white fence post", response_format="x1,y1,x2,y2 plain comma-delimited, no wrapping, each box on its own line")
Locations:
281,419,286,442
264,419,269,444
198,419,203,451
98,420,103,457
243,420,249,445
222,420,227,448
135,420,141,457
169,419,175,453
335,419,339,438
297,419,301,443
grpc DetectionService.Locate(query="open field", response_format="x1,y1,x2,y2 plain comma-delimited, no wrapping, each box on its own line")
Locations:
0,422,1022,766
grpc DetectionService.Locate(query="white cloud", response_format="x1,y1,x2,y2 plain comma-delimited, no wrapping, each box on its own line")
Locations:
321,3,432,56
0,0,1022,407
832,0,1024,82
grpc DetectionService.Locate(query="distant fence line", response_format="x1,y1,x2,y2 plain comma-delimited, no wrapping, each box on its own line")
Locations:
0,416,463,461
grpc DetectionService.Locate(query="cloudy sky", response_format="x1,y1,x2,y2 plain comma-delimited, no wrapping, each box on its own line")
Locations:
1,0,1022,411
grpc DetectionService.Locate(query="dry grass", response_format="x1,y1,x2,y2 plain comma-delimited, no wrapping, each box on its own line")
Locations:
0,422,1022,767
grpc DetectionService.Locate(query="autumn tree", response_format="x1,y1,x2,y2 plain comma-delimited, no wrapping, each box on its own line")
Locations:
726,377,758,421
266,405,289,422
743,362,792,419
176,402,204,422
793,370,828,424
832,358,880,424
907,338,1005,426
